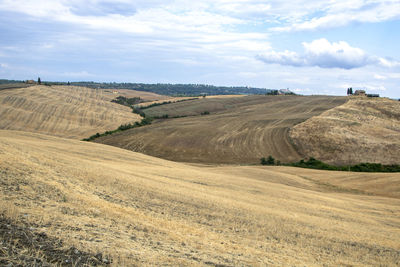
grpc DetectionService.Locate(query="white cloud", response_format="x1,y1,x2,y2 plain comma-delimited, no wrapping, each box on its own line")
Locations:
373,74,387,80
257,38,399,69
271,0,400,32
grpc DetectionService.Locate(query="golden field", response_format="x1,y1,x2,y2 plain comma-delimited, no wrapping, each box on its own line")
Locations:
1,130,399,266
96,95,346,164
0,85,157,139
290,97,400,165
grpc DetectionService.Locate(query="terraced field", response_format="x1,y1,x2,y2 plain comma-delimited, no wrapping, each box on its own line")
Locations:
96,95,346,164
0,85,143,139
1,130,399,266
290,97,400,165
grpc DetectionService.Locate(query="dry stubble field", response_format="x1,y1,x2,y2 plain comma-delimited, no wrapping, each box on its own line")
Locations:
0,85,168,139
290,97,400,165
96,95,346,164
1,130,399,266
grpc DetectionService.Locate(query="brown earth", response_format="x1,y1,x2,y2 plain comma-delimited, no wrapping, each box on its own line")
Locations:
290,97,400,165
96,95,346,164
0,85,142,139
1,130,399,266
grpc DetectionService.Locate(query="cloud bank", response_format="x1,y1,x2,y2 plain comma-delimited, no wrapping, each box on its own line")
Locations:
257,39,400,69
0,1,399,97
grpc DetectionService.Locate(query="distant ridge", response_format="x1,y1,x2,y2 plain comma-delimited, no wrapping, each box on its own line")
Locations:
57,82,276,96
0,79,283,96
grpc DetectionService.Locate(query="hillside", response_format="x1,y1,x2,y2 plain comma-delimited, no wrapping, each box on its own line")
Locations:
96,95,346,164
1,130,399,266
290,97,400,165
0,85,144,139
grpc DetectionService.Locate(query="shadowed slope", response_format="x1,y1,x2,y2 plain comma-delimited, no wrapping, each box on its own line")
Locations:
0,85,141,139
1,130,399,266
96,95,346,164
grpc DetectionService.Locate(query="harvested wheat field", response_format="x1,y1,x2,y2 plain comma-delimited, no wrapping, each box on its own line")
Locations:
290,97,400,165
1,130,399,266
96,95,346,164
0,85,141,139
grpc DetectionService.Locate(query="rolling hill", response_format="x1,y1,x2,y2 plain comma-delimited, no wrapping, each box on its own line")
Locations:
0,85,150,139
95,95,347,164
1,130,399,266
290,97,400,165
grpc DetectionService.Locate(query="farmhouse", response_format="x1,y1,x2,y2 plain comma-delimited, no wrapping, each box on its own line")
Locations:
354,90,366,96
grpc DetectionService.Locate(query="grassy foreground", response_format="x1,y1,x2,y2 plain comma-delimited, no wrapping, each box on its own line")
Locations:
1,130,399,266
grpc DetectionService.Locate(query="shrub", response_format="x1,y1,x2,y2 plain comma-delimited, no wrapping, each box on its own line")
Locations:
288,158,400,173
261,155,275,165
82,117,154,142
111,96,142,106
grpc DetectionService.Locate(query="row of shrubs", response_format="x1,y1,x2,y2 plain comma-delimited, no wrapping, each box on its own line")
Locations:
111,96,143,106
85,97,206,141
82,117,153,141
84,96,202,142
152,111,210,119
153,114,189,119
261,156,400,172
139,98,198,110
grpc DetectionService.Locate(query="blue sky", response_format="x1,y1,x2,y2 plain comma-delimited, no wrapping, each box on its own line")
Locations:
0,0,399,97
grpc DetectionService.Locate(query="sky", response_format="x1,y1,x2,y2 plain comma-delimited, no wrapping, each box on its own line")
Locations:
0,0,400,97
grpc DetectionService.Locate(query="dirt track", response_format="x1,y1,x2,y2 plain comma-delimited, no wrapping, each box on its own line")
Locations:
97,95,346,164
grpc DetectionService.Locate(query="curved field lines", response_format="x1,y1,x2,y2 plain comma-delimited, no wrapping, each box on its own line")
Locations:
0,85,141,139
290,97,400,165
97,95,346,164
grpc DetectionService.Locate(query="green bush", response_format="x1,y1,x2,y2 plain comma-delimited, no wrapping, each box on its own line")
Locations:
82,117,153,142
287,158,400,173
111,96,142,106
261,155,275,165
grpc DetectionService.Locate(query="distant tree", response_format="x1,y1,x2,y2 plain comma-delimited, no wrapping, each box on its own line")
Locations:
67,81,70,85
260,157,267,165
38,77,41,84
347,88,349,95
349,87,353,95
267,155,275,165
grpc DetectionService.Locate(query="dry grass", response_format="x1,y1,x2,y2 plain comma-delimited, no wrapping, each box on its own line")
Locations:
1,130,399,266
0,85,141,139
96,95,346,164
290,97,400,165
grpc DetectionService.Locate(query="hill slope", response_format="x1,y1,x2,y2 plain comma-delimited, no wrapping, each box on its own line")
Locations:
0,85,141,139
290,97,400,165
96,95,346,164
1,130,399,266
